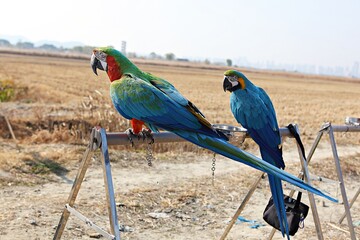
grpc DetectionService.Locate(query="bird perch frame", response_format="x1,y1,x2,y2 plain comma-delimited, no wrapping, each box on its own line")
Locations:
305,122,359,240
221,122,360,240
220,124,325,240
52,123,355,240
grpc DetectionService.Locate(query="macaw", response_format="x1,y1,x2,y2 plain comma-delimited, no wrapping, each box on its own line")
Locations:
223,69,292,238
90,47,336,214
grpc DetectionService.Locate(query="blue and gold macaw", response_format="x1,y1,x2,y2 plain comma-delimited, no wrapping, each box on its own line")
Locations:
223,69,292,238
90,48,336,224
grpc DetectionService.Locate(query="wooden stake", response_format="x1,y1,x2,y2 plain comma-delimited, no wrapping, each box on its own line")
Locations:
3,115,16,140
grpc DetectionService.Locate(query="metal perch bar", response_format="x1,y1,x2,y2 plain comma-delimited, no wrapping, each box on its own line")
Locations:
106,125,295,146
330,124,360,133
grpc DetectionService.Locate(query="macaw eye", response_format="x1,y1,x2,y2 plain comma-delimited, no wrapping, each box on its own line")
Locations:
95,51,107,62
227,76,238,82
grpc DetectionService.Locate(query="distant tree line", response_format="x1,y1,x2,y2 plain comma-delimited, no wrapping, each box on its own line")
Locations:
0,38,233,66
0,39,178,60
0,39,99,55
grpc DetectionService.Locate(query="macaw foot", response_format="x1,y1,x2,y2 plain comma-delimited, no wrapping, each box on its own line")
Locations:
125,128,154,146
139,128,154,145
125,128,136,147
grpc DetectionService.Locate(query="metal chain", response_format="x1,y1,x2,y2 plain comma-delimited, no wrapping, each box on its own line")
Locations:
146,143,154,167
211,152,216,186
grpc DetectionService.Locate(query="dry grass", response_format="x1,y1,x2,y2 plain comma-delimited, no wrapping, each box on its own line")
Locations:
0,52,359,181
1,53,359,144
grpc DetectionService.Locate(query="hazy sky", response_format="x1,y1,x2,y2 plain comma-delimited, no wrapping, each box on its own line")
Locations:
1,0,360,67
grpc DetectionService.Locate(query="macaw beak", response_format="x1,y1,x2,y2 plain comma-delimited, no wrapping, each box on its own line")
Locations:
90,52,107,75
223,77,233,92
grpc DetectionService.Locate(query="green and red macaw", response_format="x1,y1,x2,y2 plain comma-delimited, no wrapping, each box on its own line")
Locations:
90,47,336,223
223,70,292,238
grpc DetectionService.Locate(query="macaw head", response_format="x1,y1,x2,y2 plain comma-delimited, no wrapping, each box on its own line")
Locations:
223,70,248,92
91,47,137,82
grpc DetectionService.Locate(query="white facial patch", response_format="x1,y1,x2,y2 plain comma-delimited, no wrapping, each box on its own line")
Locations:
224,76,239,87
100,60,107,71
95,51,107,62
93,51,108,71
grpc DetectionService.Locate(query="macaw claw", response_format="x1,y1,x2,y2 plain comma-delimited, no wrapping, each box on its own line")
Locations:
125,128,135,147
140,129,154,145
125,128,154,146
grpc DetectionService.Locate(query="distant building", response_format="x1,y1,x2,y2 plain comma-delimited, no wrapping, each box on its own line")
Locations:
121,41,126,55
351,62,359,78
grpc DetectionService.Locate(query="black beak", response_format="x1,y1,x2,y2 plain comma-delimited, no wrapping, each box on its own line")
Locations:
223,77,233,92
90,53,105,75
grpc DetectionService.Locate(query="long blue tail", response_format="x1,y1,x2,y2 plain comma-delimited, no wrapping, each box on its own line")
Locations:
268,175,290,239
261,148,290,239
173,130,337,203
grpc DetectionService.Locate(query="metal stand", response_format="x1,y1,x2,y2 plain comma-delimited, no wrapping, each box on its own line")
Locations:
53,128,186,240
305,122,359,240
220,124,325,240
53,127,120,240
53,123,354,240
339,187,360,224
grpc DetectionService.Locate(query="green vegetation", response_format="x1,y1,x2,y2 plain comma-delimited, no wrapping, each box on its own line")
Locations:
25,159,67,175
226,59,232,67
0,79,15,102
165,52,176,61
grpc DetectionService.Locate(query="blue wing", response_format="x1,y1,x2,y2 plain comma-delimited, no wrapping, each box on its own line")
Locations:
230,88,284,168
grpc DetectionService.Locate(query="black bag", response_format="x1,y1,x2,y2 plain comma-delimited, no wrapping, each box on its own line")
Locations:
262,124,309,236
263,193,309,236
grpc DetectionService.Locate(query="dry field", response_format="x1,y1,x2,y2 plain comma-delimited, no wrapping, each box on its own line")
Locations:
0,52,359,239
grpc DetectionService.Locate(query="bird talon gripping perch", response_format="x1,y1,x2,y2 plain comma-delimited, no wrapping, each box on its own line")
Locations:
125,128,135,147
141,128,154,144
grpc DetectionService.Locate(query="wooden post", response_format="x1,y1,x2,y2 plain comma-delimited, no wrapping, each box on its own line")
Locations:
2,115,17,140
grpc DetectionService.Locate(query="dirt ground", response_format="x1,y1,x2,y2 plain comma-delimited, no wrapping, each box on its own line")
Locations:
0,52,359,239
0,139,359,240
